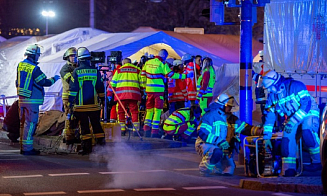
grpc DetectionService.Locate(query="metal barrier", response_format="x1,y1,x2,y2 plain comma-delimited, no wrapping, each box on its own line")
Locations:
0,92,61,118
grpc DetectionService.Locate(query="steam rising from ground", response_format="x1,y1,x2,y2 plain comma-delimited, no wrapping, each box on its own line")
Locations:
91,142,177,189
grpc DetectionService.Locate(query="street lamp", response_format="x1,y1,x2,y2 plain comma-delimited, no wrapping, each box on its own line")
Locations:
41,10,55,35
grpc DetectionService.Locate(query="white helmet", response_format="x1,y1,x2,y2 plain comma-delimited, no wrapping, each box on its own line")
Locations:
216,93,236,107
262,70,281,89
165,58,174,66
77,47,91,60
259,50,264,57
25,44,41,56
173,59,182,67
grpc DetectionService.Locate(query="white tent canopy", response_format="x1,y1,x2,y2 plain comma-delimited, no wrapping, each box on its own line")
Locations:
0,28,107,109
0,36,6,43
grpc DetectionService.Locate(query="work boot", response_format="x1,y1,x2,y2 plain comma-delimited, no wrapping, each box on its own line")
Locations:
303,163,322,172
199,169,218,177
20,149,41,155
78,139,92,155
283,169,297,177
151,133,161,138
96,137,106,146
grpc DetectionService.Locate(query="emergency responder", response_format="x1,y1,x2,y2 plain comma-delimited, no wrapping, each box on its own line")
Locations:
168,59,187,115
141,49,193,138
215,94,263,175
109,58,143,137
261,70,321,176
182,54,197,107
194,55,202,79
16,44,60,155
68,47,105,155
163,104,202,139
60,47,79,145
195,94,229,176
195,57,216,115
252,50,267,124
108,60,122,123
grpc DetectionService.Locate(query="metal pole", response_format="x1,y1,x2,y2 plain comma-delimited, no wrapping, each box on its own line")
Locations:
90,0,95,28
46,17,49,35
239,0,253,124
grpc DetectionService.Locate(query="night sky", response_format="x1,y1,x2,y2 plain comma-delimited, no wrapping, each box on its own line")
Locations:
0,0,264,40
0,0,89,36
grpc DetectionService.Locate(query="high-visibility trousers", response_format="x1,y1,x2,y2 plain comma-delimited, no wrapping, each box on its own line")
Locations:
19,104,39,151
199,97,213,116
118,99,139,133
144,92,164,134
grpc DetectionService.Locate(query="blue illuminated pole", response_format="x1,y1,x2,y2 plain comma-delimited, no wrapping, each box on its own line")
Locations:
239,0,253,124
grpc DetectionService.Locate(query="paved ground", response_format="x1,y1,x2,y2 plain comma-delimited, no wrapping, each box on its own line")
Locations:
0,129,325,195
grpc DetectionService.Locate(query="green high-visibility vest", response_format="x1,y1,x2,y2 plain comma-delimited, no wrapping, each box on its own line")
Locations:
197,66,215,97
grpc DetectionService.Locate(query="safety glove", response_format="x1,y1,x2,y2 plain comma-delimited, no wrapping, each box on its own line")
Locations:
264,139,273,150
194,99,200,105
186,71,194,78
284,121,296,134
66,102,74,120
107,96,112,102
263,131,272,150
53,75,60,82
218,140,230,150
234,133,241,143
263,131,272,140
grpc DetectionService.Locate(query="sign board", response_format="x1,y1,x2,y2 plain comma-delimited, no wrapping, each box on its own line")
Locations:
174,27,204,34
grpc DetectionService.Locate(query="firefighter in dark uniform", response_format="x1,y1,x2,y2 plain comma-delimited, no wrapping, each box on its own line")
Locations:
60,47,80,145
16,44,60,155
68,47,105,155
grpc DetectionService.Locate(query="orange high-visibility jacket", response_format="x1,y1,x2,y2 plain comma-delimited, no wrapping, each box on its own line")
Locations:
110,63,142,101
184,62,197,101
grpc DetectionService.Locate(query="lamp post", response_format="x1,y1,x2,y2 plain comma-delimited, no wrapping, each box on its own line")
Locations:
41,10,55,35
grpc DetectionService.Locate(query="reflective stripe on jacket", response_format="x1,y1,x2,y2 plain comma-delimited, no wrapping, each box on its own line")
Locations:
110,63,142,101
68,61,105,112
141,58,186,93
264,78,320,134
184,62,197,101
197,66,216,98
60,61,76,100
163,108,194,135
16,59,55,106
198,102,228,145
168,69,187,103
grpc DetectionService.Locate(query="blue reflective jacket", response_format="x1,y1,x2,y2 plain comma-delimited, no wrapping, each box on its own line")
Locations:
264,77,320,134
68,61,105,112
16,59,55,105
198,102,228,145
